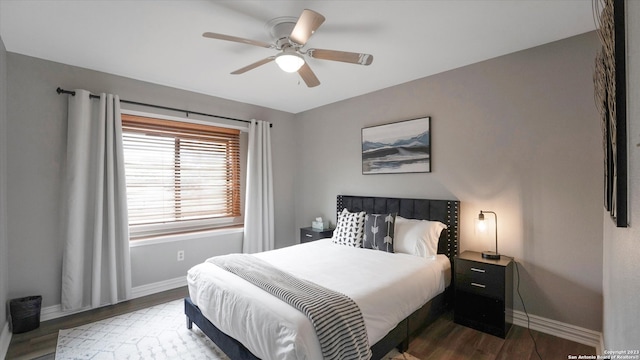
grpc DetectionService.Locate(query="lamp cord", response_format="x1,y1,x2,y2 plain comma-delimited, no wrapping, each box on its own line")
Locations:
513,259,543,360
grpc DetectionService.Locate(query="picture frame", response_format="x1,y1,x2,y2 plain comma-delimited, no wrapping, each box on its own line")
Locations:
362,117,431,174
594,0,627,227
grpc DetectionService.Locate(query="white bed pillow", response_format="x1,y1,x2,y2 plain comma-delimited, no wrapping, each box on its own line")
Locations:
332,208,366,247
394,216,447,258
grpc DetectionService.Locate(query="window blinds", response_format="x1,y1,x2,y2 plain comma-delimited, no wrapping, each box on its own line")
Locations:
121,114,241,233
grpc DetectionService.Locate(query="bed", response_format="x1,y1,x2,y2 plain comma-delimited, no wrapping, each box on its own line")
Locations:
185,195,460,359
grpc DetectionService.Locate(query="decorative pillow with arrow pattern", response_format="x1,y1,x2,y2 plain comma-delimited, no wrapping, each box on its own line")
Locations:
363,213,396,253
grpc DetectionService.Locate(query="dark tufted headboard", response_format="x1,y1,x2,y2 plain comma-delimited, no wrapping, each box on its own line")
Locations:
336,195,460,260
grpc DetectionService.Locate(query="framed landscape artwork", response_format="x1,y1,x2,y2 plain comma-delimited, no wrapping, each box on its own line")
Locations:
594,0,627,227
362,117,431,174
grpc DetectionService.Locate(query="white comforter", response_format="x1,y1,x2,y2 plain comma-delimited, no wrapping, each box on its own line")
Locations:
187,239,450,360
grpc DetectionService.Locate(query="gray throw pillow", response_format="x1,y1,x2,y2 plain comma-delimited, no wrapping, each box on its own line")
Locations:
363,213,396,253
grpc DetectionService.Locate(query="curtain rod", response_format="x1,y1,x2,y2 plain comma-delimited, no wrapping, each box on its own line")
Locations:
56,87,271,127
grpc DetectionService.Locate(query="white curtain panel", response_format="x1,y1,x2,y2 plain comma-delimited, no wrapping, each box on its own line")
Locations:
60,90,131,311
243,119,274,254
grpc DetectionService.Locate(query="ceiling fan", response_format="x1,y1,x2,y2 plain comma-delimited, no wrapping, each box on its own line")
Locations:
202,9,374,87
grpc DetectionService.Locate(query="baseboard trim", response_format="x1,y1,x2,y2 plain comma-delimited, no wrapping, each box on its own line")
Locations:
30,279,607,355
0,321,11,360
40,276,187,322
130,276,187,299
40,303,89,322
513,310,602,353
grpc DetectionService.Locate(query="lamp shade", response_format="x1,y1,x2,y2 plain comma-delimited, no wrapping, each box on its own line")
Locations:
477,212,486,232
275,51,304,73
478,210,500,260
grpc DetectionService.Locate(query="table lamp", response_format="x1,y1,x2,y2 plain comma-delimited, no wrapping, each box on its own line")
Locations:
478,210,500,259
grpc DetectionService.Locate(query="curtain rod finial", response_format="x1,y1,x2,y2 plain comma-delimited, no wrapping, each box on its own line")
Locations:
56,87,76,96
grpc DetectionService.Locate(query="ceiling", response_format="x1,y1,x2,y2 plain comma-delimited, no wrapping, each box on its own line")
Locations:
0,1,597,114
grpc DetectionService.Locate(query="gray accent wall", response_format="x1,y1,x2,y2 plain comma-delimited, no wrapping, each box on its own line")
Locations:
5,53,296,306
0,36,9,334
3,29,614,336
603,0,640,349
294,32,604,331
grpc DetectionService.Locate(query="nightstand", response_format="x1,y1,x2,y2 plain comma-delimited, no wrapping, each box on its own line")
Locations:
454,250,513,338
300,227,334,243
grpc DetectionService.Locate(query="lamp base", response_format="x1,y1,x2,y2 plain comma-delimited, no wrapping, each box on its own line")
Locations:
482,251,501,260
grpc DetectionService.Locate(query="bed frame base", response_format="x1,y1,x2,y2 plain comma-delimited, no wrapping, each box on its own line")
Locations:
185,297,261,360
185,289,449,360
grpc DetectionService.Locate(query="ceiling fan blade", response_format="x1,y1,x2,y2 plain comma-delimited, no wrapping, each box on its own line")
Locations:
297,62,320,87
203,32,272,49
231,57,275,74
307,48,374,65
289,9,326,46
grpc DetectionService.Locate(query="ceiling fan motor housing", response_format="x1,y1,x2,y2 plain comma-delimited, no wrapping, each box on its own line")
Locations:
266,17,299,48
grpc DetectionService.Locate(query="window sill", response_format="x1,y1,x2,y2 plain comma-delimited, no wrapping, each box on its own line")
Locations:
129,225,244,247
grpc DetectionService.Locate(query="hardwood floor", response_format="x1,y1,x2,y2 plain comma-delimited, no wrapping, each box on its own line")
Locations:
6,287,595,360
408,311,595,360
6,287,189,360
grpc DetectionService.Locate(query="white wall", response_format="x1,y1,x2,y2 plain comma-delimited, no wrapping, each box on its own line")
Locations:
294,32,604,331
602,0,640,349
5,53,297,307
0,35,10,354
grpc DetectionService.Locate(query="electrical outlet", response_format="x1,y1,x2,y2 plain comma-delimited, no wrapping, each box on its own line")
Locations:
177,250,185,261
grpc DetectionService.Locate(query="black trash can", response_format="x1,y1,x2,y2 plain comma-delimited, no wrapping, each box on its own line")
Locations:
9,295,42,334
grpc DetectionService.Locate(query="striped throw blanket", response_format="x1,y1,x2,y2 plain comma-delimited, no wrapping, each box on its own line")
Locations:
210,254,372,360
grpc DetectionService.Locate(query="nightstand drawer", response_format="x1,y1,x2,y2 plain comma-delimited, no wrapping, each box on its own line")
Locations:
300,227,334,243
455,260,505,299
456,258,504,278
455,273,504,299
454,291,507,337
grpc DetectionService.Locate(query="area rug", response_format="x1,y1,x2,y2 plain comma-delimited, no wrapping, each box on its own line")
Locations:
55,300,229,360
55,299,420,359
383,349,421,360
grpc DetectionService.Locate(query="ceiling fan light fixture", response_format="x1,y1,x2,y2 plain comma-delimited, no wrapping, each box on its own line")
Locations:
275,51,304,73
202,9,373,87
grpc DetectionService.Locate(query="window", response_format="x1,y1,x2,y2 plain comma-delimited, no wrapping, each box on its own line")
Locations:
121,114,241,239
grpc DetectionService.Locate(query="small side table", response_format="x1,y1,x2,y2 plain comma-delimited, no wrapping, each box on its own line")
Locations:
300,227,334,243
454,250,514,338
